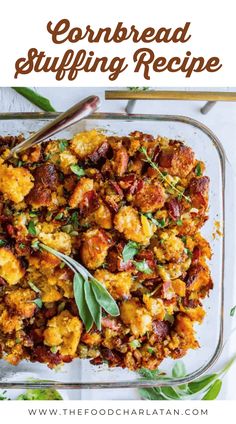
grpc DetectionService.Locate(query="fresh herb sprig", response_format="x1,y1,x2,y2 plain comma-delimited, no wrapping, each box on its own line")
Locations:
40,244,119,331
139,353,236,400
139,146,190,203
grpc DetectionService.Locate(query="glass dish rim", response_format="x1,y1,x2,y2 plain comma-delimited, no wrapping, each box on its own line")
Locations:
0,112,225,389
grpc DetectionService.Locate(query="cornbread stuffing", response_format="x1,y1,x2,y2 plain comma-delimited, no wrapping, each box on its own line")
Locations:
0,130,212,370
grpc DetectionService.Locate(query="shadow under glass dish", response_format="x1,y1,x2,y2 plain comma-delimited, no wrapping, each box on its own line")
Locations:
0,112,225,389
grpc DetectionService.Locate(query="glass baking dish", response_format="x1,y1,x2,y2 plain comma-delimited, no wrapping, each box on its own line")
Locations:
0,112,225,390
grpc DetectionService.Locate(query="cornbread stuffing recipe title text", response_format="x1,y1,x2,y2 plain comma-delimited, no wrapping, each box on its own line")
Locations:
14,20,222,81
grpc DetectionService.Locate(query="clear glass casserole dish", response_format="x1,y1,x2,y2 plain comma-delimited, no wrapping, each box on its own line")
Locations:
0,112,225,389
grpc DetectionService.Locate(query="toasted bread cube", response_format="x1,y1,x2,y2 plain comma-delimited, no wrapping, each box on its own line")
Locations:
0,163,34,203
0,247,25,285
43,310,83,356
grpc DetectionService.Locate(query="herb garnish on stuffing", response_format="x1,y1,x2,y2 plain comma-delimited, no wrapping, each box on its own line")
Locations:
0,130,212,370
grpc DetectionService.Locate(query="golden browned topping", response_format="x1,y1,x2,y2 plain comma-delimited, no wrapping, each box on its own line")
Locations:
0,130,212,370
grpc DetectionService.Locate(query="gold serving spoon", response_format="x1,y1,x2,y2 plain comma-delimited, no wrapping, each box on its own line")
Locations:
8,95,100,157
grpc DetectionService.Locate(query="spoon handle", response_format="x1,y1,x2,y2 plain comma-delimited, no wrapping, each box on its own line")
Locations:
9,95,100,156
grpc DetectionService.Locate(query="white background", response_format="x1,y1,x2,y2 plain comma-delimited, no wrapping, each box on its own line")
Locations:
0,0,236,86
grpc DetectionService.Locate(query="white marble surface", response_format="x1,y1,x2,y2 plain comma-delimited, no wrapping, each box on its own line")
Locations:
0,87,235,400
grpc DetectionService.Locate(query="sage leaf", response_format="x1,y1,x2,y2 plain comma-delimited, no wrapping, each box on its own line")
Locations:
39,243,119,330
91,279,119,316
139,388,166,400
13,88,56,112
73,274,93,332
202,379,222,400
161,386,180,399
188,373,218,394
84,279,102,330
172,361,186,378
122,241,139,263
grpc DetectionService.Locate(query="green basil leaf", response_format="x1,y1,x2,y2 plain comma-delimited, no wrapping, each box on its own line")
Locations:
0,239,6,247
172,361,186,378
84,279,102,330
91,279,119,316
202,379,222,400
122,241,139,263
188,373,218,394
70,164,85,177
133,260,152,274
28,220,37,236
73,274,93,332
13,88,56,112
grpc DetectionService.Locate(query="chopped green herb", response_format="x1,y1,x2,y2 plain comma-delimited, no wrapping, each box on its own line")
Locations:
176,219,183,226
54,212,64,220
133,260,152,274
147,347,156,355
230,305,236,317
59,139,69,152
143,213,165,228
0,239,6,247
18,243,25,249
70,164,85,177
122,241,139,263
184,247,192,258
31,240,40,250
129,340,141,349
33,298,43,309
27,220,37,236
70,211,79,230
195,163,202,177
61,224,73,234
28,281,41,293
164,313,174,324
29,210,38,217
17,160,23,167
181,236,187,244
58,302,66,313
50,346,58,354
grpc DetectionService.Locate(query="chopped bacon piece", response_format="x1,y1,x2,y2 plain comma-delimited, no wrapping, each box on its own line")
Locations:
167,198,181,220
88,142,110,162
102,317,121,331
152,321,170,340
112,146,129,176
79,190,99,216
